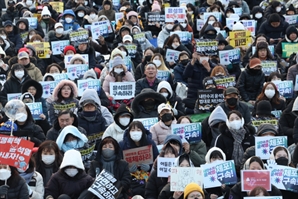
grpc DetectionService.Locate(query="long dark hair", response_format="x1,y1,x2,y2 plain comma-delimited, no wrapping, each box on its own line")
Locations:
200,15,218,37
164,34,181,48
127,121,148,146
256,82,280,105
249,186,270,196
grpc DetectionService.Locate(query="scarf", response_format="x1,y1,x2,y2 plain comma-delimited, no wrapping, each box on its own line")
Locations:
19,171,34,183
100,154,116,174
230,128,246,167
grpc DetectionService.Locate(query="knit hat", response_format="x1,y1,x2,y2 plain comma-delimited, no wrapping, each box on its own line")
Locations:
69,54,86,64
114,103,134,129
63,45,76,54
286,25,298,39
249,57,262,69
19,47,30,54
184,183,204,199
54,22,63,29
257,123,278,136
287,4,296,13
216,33,228,46
18,51,29,59
151,1,161,11
41,6,51,17
83,69,97,79
232,21,245,31
198,7,206,14
111,48,124,59
224,87,239,96
8,0,15,5
112,56,124,68
203,77,216,88
269,13,280,23
256,100,272,116
158,103,172,114
123,35,133,43
178,51,189,60
103,0,111,6
20,92,35,103
119,26,131,34
23,10,33,17
25,45,36,56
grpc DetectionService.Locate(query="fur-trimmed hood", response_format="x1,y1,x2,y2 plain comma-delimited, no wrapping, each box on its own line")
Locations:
21,79,43,99
69,54,87,64
52,80,78,101
205,147,226,163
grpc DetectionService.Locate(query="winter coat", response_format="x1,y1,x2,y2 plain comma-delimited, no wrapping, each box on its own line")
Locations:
164,45,192,59
135,62,147,81
29,171,44,199
287,64,298,85
75,45,97,69
46,125,86,142
102,122,126,143
11,63,43,82
6,26,23,52
135,77,161,95
150,120,177,145
293,117,298,144
17,120,45,147
252,98,286,116
144,169,168,199
157,26,170,48
98,1,116,21
279,99,296,145
236,68,265,102
103,71,135,95
61,9,80,31
189,140,207,167
219,101,251,124
0,175,29,199
258,19,289,40
173,63,188,86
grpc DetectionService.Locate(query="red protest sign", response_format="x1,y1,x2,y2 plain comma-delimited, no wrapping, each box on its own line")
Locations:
123,145,153,167
0,135,34,170
241,170,271,191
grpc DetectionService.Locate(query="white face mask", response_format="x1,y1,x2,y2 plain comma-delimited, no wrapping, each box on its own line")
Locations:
255,13,262,19
15,70,24,79
181,23,187,28
119,117,130,126
208,21,215,25
121,51,126,57
153,59,161,67
166,24,173,30
64,168,78,177
264,89,275,99
78,12,84,17
172,43,179,49
56,28,64,34
29,35,33,40
161,93,168,98
0,169,11,180
90,13,96,19
65,17,72,23
42,154,55,165
187,11,193,15
114,68,123,74
228,119,243,130
276,7,282,12
130,131,142,142
200,14,204,19
26,0,33,6
16,113,28,122
0,35,6,40
199,56,209,64
214,27,220,32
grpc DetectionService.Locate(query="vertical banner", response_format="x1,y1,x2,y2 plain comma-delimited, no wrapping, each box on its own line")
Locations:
170,167,203,191
196,19,205,31
157,157,176,177
255,136,287,159
123,145,153,167
171,123,202,143
109,82,136,100
241,20,256,36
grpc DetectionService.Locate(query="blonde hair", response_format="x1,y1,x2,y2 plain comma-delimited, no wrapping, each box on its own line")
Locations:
210,65,227,77
151,53,169,71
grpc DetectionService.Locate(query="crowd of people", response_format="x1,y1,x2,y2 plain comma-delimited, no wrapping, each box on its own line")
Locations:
0,0,298,199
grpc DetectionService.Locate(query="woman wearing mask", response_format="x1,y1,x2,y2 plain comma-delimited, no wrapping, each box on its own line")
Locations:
135,47,155,81
151,53,174,83
251,6,266,33
252,82,286,116
88,137,131,198
157,22,174,48
82,8,99,26
34,140,63,186
264,0,285,18
0,164,29,199
170,24,194,54
163,34,191,61
199,15,218,38
215,110,255,173
150,103,177,145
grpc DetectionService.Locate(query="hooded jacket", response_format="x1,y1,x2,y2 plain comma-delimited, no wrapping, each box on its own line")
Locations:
258,18,289,40
62,9,80,31
6,25,23,52
201,24,217,40
98,0,115,21
275,25,298,58
74,6,86,26
12,62,43,82
150,117,178,145
157,25,170,48
75,43,97,69
205,147,226,163
251,6,266,33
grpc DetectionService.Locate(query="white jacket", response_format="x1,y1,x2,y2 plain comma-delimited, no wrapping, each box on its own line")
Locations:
157,27,170,48
102,122,126,143
30,171,44,199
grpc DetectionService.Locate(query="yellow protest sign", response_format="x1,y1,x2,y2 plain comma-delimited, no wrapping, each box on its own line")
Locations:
229,30,252,48
27,42,51,59
49,2,64,13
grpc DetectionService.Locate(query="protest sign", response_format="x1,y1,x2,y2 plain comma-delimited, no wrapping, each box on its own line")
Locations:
147,12,165,26
51,73,68,82
87,132,104,144
255,136,287,159
69,29,89,45
219,48,241,65
165,49,181,62
203,12,222,23
229,31,252,48
66,64,89,80
156,70,170,81
241,170,271,191
77,79,101,96
22,17,37,29
112,0,120,7
133,32,146,44
284,14,298,25
281,42,298,58
51,40,70,55
201,160,237,188
88,170,119,199
261,61,277,76
7,93,21,101
217,30,227,38
26,42,51,59
91,20,113,39
241,20,256,36
80,143,96,162
170,167,203,191
49,2,64,13
134,117,158,130
233,8,243,16
273,80,293,98
196,19,204,31
157,157,176,177
213,76,236,89
271,110,282,119
124,44,137,58
251,118,278,129
197,89,224,112
123,145,153,167
165,7,186,23
64,54,89,65
0,135,34,171
115,12,124,23
270,165,298,193
244,197,282,199
195,39,218,55
26,102,43,120
109,82,135,100
171,123,202,144
170,31,192,44
39,81,58,98
20,32,28,43
252,45,275,56
226,18,238,30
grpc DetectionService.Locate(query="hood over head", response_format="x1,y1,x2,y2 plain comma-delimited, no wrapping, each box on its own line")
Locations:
269,146,291,165
208,106,227,126
60,149,85,170
205,147,226,163
163,134,183,155
156,81,173,98
79,88,101,107
52,80,78,101
21,79,43,99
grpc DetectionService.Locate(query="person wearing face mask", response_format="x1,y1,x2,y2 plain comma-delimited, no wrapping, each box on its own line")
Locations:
16,18,45,41
132,26,153,51
38,6,56,41
151,53,175,83
61,9,80,32
34,140,63,186
173,51,190,86
45,149,94,199
164,33,192,60
236,58,265,106
199,15,218,38
215,110,255,173
82,8,99,25
0,164,29,199
227,0,250,15
157,22,174,48
74,6,86,26
134,47,155,80
251,6,266,33
264,0,285,18
150,103,177,145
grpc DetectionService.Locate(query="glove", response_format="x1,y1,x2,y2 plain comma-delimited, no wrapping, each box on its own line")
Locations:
129,164,137,173
264,159,277,170
172,108,178,116
0,185,9,196
140,163,150,172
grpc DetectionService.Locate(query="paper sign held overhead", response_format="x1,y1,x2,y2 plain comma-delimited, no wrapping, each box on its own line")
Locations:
165,7,186,23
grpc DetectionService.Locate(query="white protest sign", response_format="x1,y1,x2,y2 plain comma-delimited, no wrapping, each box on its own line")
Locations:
7,93,21,101
109,82,135,100
170,31,192,44
270,165,298,193
133,117,158,130
22,17,37,29
165,49,180,62
241,20,256,36
255,136,287,159
226,18,238,30
261,61,277,76
115,12,124,23
170,167,203,191
157,157,176,177
91,20,113,40
284,14,298,25
196,19,204,31
171,123,202,144
233,8,243,16
165,7,186,23
219,48,241,65
156,70,170,81
66,64,89,80
51,40,70,55
273,80,293,99
39,81,59,98
77,79,101,96
51,73,68,82
252,45,275,56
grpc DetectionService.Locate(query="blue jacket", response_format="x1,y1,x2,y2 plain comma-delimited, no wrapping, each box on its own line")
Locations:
62,9,80,31
173,63,188,86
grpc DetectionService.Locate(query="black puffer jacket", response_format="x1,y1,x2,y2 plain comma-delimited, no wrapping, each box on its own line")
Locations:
258,18,289,40
17,121,45,147
145,169,168,199
279,99,296,145
0,174,29,199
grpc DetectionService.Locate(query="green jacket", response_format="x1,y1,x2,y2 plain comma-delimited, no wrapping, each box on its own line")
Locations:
189,140,207,167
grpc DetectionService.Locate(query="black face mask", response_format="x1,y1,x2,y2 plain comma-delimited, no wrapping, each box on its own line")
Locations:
226,97,238,106
141,99,155,109
204,34,216,39
43,18,50,23
24,63,30,68
275,157,288,166
249,68,260,75
144,55,152,63
180,60,189,66
161,113,173,123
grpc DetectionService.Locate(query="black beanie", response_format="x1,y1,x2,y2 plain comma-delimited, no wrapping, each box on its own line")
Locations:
269,13,281,23
256,100,272,116
286,25,298,39
114,103,134,130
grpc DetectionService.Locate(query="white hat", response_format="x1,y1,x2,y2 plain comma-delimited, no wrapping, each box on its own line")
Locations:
54,22,63,29
122,35,133,43
158,103,172,114
41,6,51,17
232,21,245,31
60,149,84,170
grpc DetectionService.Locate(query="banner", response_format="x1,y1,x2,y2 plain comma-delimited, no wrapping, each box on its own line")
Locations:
21,17,37,29
165,49,181,62
51,73,68,82
196,19,204,31
170,31,192,44
251,118,278,130
241,20,256,36
270,165,298,193
241,170,271,191
0,135,34,171
233,8,243,16
261,61,277,76
26,42,51,59
195,39,218,55
109,82,135,100
171,123,202,143
165,7,186,23
91,20,113,39
115,12,124,23
69,29,89,44
170,167,203,191
157,157,176,177
133,117,158,130
123,145,153,167
49,2,64,13
77,79,101,96
201,160,237,188
252,45,275,56
88,170,119,199
64,54,89,65
281,42,298,58
39,81,58,98
203,12,222,23
156,70,170,81
229,31,252,48
51,40,70,55
147,12,165,26
7,93,21,101
26,102,43,120
284,14,298,25
273,80,293,99
66,64,89,80
124,44,137,58
197,89,224,112
133,32,146,44
213,76,236,89
219,48,241,65
255,136,287,159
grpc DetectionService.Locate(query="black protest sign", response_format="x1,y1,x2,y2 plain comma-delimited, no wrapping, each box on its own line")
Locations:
147,12,165,26
197,89,224,111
